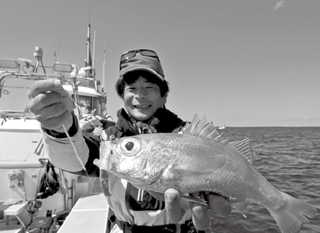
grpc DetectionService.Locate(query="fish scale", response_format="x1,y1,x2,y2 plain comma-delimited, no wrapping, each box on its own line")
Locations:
98,115,318,233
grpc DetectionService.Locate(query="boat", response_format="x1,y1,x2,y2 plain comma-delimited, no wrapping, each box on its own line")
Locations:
0,25,110,233
218,125,226,130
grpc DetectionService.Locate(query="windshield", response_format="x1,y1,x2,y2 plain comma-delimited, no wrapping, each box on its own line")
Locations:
74,95,101,116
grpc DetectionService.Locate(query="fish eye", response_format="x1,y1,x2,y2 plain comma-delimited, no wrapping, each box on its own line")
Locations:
120,138,141,157
125,141,134,151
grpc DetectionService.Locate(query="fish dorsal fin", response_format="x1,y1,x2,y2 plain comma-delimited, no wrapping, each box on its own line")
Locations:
183,115,253,164
182,115,221,141
227,138,253,164
183,114,200,134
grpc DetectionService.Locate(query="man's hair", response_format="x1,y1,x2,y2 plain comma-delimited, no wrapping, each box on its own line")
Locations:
115,70,169,98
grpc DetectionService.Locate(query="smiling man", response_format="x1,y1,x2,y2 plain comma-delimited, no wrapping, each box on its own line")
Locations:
28,49,231,233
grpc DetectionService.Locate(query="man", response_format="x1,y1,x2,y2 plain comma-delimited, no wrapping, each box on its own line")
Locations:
28,49,231,232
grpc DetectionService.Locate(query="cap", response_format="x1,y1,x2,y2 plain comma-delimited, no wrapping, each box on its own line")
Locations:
119,55,165,81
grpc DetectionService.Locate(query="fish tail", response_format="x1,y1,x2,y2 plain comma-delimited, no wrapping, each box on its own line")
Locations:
267,192,317,233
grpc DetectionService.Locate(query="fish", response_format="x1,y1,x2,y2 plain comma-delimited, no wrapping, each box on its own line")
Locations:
97,115,318,233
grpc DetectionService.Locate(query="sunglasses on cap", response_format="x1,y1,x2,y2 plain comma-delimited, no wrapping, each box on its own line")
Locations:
120,49,160,68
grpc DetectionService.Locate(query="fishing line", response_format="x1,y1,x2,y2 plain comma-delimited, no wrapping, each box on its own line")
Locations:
61,88,95,172
62,120,106,206
62,124,86,172
60,87,89,173
60,85,107,208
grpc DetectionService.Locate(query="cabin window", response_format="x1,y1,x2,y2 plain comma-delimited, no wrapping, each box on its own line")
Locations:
78,96,92,115
70,95,102,117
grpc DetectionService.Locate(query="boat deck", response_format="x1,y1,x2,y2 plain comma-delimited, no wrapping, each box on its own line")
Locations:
58,193,109,233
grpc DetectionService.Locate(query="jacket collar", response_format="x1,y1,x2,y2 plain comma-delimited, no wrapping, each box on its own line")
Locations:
116,108,184,136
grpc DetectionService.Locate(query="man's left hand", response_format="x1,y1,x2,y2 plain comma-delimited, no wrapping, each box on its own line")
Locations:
164,189,231,230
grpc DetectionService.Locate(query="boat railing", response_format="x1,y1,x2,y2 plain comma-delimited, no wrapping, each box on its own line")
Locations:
0,63,99,98
0,46,107,120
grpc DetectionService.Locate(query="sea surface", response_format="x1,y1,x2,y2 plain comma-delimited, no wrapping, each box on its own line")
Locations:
208,127,320,233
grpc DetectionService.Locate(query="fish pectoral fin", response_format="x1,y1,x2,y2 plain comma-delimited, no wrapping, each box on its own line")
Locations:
180,194,207,205
231,202,248,218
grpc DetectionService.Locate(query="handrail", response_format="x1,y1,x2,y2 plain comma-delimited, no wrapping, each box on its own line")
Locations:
0,71,64,98
0,46,107,120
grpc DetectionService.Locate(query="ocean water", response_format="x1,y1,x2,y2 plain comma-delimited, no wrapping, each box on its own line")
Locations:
208,127,320,233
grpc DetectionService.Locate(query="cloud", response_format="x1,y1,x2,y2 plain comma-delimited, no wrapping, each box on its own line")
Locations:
274,0,285,11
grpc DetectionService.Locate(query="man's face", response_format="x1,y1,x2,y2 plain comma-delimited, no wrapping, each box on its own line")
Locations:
123,76,167,121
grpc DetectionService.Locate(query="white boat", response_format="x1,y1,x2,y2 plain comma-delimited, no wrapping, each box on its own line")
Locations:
218,125,226,130
0,25,110,233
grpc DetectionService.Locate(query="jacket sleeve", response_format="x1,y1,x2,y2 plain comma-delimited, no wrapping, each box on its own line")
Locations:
41,113,100,177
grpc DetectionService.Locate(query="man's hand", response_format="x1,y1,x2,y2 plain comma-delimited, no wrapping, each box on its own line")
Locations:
164,189,186,222
164,189,231,230
28,79,74,132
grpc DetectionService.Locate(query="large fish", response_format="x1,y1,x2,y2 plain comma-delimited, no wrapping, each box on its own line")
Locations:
97,115,318,233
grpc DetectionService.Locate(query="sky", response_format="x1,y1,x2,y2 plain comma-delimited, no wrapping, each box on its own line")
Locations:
1,0,320,127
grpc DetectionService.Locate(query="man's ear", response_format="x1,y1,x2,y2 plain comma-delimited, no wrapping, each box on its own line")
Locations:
162,93,168,106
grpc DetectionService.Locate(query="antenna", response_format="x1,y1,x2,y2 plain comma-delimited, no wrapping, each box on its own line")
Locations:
85,24,91,68
92,30,96,71
102,47,106,92
33,46,46,74
88,0,92,24
102,0,108,91
56,17,60,62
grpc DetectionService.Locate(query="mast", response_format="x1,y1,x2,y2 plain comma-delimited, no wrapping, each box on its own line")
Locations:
92,30,96,72
85,24,93,77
